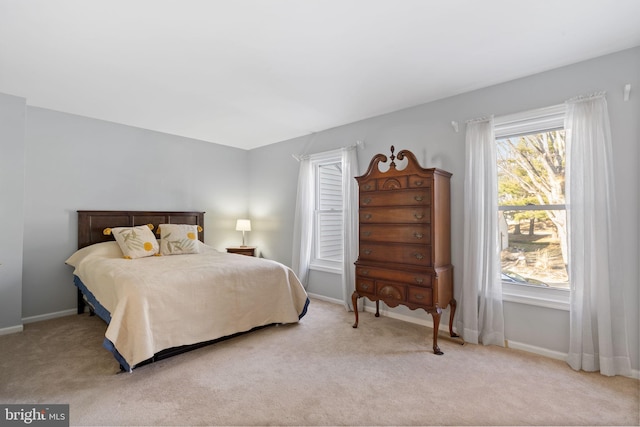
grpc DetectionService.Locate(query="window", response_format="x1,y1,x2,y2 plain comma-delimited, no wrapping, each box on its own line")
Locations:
310,153,343,272
495,105,569,294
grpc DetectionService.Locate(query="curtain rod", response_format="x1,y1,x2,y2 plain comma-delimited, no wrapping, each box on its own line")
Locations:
458,90,610,132
292,140,365,162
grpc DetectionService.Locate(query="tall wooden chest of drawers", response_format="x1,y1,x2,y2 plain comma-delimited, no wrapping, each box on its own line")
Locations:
352,146,458,355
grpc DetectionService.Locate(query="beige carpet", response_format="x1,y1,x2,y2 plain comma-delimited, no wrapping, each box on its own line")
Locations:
1,298,638,426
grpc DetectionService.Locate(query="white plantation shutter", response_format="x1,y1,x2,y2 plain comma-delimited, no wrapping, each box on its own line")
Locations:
317,162,343,261
295,145,359,308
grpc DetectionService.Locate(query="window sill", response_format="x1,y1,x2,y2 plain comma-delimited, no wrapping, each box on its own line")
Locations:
502,282,570,311
309,262,342,275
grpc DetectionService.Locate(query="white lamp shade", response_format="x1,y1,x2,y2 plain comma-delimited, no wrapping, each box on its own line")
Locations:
235,219,251,231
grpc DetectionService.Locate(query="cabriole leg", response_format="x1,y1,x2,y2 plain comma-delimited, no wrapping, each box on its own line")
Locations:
431,308,443,355
449,298,459,338
351,291,360,328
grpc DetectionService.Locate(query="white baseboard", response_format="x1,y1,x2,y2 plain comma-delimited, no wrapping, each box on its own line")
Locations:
307,293,344,305
0,324,24,336
505,339,568,361
372,306,571,362
358,302,640,380
5,297,640,380
362,305,573,363
505,340,640,379
0,308,78,336
22,308,76,325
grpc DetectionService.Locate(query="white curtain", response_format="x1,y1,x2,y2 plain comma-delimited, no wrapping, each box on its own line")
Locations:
458,117,505,346
565,93,631,376
341,146,359,310
291,157,313,288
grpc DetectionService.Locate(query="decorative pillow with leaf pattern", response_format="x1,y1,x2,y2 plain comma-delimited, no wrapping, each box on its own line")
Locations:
159,224,200,255
110,225,159,259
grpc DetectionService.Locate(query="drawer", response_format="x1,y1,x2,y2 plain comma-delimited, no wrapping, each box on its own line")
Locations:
408,174,431,188
359,207,430,224
359,243,432,266
407,286,433,306
360,224,431,244
355,278,375,295
356,266,432,288
359,178,377,192
360,188,431,207
376,281,406,302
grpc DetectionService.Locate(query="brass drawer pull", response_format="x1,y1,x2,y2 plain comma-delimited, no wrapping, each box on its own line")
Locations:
363,249,372,255
413,253,424,260
361,270,369,275
415,277,424,284
415,180,423,186
413,232,423,239
364,213,372,220
363,198,372,205
414,195,424,202
364,184,373,191
360,283,370,290
414,213,424,220
363,231,372,237
415,293,424,300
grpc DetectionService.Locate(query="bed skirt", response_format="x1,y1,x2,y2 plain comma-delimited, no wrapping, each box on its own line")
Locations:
74,275,309,371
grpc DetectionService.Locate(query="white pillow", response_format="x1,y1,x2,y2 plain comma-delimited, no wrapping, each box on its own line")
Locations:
65,241,123,268
111,225,160,259
159,224,200,255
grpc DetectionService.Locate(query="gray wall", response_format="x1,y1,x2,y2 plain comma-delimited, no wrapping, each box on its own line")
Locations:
0,93,26,331
1,47,637,373
14,107,250,321
248,47,639,371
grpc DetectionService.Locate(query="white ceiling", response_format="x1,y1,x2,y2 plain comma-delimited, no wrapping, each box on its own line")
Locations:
2,0,639,150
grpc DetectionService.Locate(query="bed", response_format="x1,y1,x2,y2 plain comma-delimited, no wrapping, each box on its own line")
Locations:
66,210,309,371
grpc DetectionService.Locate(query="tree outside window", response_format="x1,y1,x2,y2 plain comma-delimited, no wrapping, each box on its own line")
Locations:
497,129,569,289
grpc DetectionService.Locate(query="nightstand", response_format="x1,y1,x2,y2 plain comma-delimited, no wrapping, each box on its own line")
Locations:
226,246,256,256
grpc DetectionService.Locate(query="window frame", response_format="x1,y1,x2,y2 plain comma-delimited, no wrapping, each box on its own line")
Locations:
308,150,344,274
494,105,570,310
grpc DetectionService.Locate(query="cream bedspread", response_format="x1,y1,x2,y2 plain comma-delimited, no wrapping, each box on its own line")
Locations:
66,242,308,369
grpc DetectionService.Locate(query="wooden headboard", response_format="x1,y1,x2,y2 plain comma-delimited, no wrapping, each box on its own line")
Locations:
77,210,205,249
